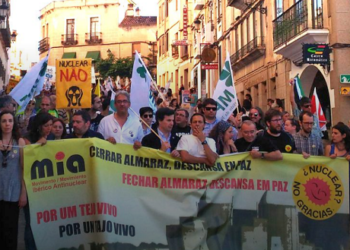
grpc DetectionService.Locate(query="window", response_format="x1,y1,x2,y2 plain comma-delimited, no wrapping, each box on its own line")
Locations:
165,0,168,17
166,32,169,52
42,25,45,38
275,0,283,17
159,6,162,24
90,17,99,40
217,0,222,23
66,19,75,42
46,24,49,38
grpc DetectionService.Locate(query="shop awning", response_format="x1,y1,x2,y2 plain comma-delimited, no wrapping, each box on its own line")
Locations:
62,52,76,59
86,51,100,61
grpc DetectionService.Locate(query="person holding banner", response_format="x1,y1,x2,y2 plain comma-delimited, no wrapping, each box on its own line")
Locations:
98,91,143,149
65,110,104,139
177,113,218,166
0,110,26,250
235,120,283,161
324,122,350,160
142,108,179,157
23,112,55,250
209,120,237,155
293,111,324,158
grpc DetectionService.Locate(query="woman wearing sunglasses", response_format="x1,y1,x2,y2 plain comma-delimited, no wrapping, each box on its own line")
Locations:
324,122,350,160
0,110,26,250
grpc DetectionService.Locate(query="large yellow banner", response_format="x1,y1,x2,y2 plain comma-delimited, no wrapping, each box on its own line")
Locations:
24,139,350,250
56,59,92,109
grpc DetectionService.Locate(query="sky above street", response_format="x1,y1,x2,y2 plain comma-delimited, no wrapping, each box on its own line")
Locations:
9,0,158,65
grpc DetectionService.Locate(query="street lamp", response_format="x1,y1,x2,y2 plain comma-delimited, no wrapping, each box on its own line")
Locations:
244,0,267,14
0,2,9,22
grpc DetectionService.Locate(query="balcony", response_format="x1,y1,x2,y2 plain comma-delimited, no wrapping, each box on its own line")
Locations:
61,34,78,46
0,18,10,48
227,0,247,11
85,32,102,44
230,36,265,71
38,37,49,54
194,0,204,10
273,0,328,62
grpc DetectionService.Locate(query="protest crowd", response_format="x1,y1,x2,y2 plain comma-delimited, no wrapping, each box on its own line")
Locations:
1,63,350,250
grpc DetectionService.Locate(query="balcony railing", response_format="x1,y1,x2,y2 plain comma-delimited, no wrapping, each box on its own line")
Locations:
38,37,49,54
85,32,102,44
273,0,324,49
230,36,265,65
61,34,78,46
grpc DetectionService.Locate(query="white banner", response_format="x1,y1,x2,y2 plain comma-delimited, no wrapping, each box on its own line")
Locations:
213,51,238,120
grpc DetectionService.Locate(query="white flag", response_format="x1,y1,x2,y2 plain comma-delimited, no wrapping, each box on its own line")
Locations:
10,52,49,113
130,51,152,114
213,51,238,121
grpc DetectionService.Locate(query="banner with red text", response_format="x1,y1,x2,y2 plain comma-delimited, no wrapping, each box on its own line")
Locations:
24,139,350,250
56,59,92,109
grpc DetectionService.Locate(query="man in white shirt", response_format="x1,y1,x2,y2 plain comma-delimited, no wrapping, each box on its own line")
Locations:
98,91,143,148
177,113,218,166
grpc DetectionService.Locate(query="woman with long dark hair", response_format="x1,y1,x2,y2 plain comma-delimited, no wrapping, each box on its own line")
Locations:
209,120,237,155
0,110,26,250
325,122,350,160
23,112,54,250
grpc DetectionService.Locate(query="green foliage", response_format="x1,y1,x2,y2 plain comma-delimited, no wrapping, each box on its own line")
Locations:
95,52,133,80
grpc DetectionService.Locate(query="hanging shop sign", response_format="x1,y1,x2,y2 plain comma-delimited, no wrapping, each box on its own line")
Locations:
302,44,330,65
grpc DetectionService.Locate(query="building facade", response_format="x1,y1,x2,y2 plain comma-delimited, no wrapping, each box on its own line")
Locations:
39,0,157,78
159,0,350,125
0,0,11,90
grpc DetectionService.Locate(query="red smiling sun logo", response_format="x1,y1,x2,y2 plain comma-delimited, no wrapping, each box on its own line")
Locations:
55,151,65,161
303,178,331,206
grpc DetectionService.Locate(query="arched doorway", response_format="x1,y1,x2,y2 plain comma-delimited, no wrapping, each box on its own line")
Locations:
300,65,331,130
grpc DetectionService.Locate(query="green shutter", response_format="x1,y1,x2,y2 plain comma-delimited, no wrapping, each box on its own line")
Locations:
62,52,76,59
86,51,100,61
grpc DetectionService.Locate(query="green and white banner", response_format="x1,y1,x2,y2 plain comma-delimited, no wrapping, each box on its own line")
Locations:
213,51,238,120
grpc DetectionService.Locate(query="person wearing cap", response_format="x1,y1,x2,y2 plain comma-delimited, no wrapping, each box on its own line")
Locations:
208,120,237,155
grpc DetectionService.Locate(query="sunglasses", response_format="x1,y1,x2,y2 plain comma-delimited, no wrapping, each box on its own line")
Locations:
143,114,153,118
303,104,311,108
249,113,259,117
205,107,217,111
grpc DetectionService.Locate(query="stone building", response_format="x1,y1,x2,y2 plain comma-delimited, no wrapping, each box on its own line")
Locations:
0,0,11,89
38,0,157,78
160,0,350,125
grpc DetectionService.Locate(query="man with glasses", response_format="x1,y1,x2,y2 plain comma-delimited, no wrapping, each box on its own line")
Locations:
263,109,295,153
293,111,324,158
139,107,154,137
98,91,143,148
235,120,282,161
290,80,322,138
202,98,220,137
